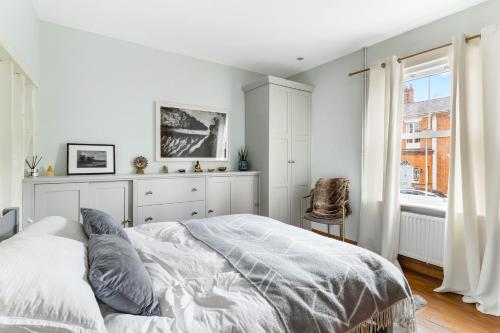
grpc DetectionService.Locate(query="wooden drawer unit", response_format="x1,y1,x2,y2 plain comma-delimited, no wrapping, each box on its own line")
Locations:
137,201,205,225
136,177,205,206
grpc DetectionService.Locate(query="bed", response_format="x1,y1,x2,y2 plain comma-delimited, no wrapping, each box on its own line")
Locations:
0,213,416,333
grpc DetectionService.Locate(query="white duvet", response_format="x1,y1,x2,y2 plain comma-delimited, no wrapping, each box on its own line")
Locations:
102,221,285,333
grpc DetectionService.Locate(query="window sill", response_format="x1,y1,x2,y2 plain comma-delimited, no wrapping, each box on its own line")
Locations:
400,201,446,218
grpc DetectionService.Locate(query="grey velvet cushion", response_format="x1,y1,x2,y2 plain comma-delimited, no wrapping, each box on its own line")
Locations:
81,208,130,243
88,234,160,316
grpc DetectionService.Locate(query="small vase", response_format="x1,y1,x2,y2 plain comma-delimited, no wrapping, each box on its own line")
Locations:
238,160,249,171
29,168,39,177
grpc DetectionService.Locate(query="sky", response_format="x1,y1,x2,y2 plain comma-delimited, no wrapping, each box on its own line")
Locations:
404,72,451,102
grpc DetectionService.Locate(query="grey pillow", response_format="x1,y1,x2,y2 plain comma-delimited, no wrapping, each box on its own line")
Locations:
81,208,130,243
88,234,160,316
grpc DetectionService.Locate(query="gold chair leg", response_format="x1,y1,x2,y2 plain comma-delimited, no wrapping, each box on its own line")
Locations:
341,207,345,242
327,224,330,237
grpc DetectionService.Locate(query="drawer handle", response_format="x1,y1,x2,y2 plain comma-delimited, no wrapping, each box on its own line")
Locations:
145,190,153,195
191,188,198,192
191,211,198,216
208,209,214,213
145,216,153,222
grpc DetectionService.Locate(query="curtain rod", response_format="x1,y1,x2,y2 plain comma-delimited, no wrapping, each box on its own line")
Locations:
348,34,481,77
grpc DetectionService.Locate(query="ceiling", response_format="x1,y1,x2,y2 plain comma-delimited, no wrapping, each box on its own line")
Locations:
33,0,486,77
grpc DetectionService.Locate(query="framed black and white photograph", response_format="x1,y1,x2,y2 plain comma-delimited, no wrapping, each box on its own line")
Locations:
67,143,116,175
156,101,229,161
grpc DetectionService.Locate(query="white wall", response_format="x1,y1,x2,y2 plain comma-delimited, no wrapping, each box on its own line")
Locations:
38,22,262,175
0,0,40,83
290,0,500,241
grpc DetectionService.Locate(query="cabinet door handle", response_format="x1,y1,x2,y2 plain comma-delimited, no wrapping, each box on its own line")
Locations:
191,211,198,216
145,216,153,222
191,188,198,192
288,160,296,164
145,190,153,195
208,209,214,213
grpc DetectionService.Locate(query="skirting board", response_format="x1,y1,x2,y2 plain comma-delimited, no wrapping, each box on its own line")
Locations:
311,228,444,281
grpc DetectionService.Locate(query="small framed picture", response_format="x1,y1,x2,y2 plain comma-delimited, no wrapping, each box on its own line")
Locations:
67,143,116,175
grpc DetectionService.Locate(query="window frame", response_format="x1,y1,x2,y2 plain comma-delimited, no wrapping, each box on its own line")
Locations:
401,54,451,209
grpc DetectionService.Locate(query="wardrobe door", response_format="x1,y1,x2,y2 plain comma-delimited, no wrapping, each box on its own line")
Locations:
268,85,291,223
290,90,311,227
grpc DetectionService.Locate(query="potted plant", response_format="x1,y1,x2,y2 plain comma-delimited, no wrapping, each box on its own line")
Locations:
238,147,249,171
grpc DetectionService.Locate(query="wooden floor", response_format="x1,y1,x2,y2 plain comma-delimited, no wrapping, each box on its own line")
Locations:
405,270,500,333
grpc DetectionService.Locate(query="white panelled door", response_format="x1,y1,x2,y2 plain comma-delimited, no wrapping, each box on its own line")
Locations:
206,176,231,217
34,183,89,222
89,181,130,226
230,176,259,214
290,90,311,227
268,85,290,223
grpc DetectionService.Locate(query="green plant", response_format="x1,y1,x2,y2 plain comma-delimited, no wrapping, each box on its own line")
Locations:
238,147,248,161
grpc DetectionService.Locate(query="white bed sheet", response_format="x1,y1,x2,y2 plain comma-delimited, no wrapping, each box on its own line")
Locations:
101,221,284,333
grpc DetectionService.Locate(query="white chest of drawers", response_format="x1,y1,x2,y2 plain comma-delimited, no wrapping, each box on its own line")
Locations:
22,171,259,229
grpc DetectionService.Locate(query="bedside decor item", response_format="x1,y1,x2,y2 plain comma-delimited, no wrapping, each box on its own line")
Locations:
161,165,169,173
156,101,228,161
46,165,55,177
178,169,186,173
194,161,203,173
238,147,249,171
133,156,148,174
217,166,227,172
207,168,215,172
67,144,115,175
25,155,42,177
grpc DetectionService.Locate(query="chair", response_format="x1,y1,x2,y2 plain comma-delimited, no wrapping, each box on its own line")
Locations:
299,178,351,241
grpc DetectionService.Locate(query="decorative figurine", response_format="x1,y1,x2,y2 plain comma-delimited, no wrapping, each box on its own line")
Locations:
133,156,148,174
162,165,169,173
178,169,186,173
207,168,215,172
25,155,42,177
46,165,55,177
194,161,203,173
217,166,227,172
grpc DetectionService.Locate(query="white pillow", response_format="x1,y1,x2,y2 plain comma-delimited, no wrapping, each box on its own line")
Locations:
0,234,106,333
17,216,87,243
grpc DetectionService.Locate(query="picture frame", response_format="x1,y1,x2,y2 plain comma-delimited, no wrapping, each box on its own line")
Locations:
155,101,229,161
66,143,116,175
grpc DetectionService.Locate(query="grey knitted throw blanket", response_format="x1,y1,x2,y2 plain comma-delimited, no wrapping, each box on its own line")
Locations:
180,214,416,333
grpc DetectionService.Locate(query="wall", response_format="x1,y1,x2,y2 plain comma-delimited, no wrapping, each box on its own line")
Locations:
38,22,262,175
0,0,40,83
290,0,500,241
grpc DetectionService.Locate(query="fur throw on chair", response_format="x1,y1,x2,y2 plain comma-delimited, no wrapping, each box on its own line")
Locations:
306,178,352,220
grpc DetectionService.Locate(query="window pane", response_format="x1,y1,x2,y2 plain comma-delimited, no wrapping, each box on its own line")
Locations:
401,71,451,201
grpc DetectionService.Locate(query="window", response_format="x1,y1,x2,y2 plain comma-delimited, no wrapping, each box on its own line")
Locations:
400,56,451,206
406,121,421,149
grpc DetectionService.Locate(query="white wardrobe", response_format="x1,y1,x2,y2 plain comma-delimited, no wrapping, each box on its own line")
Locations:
244,76,313,226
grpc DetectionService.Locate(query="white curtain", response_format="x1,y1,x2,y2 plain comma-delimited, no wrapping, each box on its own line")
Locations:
436,26,500,316
359,56,404,265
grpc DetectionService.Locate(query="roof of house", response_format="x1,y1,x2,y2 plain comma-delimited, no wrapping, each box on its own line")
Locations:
404,96,450,117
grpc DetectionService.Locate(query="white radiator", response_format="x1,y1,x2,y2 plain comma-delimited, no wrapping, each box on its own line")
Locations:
399,212,445,267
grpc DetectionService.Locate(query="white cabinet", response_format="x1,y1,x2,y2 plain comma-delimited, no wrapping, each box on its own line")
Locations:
34,183,89,222
206,177,231,217
89,181,131,227
23,172,259,228
205,176,259,217
32,181,131,225
244,76,313,226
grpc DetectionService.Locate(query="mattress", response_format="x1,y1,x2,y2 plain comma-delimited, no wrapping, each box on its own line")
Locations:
101,221,284,333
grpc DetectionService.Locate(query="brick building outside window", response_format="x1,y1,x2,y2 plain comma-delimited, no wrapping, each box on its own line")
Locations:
400,71,451,200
